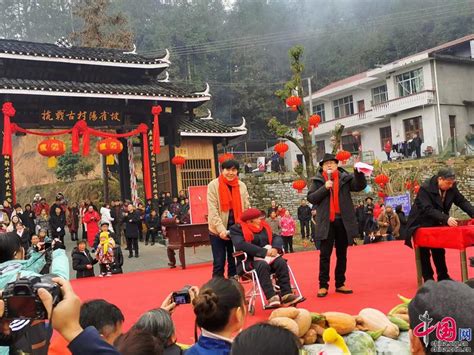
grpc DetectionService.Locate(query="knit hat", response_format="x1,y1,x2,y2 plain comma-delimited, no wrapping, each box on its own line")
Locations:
240,208,263,222
408,280,474,351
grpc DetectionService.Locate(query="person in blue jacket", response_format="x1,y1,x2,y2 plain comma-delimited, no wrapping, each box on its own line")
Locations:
186,277,246,355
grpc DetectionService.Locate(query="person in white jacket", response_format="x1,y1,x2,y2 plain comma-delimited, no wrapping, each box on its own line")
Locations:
100,204,115,232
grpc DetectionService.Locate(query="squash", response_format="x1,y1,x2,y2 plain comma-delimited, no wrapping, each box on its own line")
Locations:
294,309,312,337
303,329,318,345
393,313,409,323
310,323,326,336
375,336,410,354
359,308,399,339
268,317,299,337
343,331,376,355
269,307,299,320
388,315,409,331
321,312,356,335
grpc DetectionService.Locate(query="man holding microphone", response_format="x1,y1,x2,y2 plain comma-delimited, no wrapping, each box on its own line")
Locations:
308,153,367,297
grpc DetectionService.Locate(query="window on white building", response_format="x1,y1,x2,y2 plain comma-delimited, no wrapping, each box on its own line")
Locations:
315,140,326,161
379,126,392,150
342,135,358,154
314,103,326,122
396,68,423,97
404,116,424,140
372,85,388,105
333,96,354,119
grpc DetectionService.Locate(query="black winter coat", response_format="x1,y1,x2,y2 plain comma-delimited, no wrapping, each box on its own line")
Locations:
72,248,97,278
20,211,36,234
124,210,141,239
145,215,161,231
307,168,367,242
297,205,312,221
49,213,66,238
110,246,124,274
405,176,474,247
230,223,284,262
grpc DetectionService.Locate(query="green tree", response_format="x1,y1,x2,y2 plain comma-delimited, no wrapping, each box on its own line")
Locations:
55,152,81,182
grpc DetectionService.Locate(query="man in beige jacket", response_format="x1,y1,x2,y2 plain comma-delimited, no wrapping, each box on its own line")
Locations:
207,159,250,277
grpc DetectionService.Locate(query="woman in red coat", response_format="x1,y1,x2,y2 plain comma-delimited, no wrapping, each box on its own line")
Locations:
83,205,100,247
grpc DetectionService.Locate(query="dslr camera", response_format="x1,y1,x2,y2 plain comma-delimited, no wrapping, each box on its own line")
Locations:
172,285,192,305
2,275,62,319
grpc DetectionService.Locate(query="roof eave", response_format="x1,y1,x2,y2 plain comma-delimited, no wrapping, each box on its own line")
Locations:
0,88,210,102
180,130,247,137
0,52,170,69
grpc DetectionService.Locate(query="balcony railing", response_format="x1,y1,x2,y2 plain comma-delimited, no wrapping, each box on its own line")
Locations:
315,90,436,135
372,90,435,117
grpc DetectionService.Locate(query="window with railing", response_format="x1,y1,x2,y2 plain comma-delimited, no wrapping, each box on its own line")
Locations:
372,84,388,105
314,103,326,122
157,161,171,193
333,95,354,119
396,68,423,97
342,135,358,154
180,159,214,190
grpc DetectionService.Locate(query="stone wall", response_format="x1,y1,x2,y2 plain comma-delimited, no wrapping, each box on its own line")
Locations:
240,156,474,219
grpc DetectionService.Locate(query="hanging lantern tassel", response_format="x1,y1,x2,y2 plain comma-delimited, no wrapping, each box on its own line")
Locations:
48,156,57,168
106,155,115,165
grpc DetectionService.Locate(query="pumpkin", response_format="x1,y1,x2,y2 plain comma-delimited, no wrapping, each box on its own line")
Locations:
268,317,299,337
303,329,318,345
269,307,299,320
358,308,400,339
321,312,356,335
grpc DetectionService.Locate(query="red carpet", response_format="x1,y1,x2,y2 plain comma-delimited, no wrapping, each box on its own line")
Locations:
71,241,473,345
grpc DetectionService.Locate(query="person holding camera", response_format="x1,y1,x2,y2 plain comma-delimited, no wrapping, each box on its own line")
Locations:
187,278,246,355
0,231,69,354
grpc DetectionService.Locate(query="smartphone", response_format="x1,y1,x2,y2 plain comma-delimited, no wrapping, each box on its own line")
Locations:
172,292,191,305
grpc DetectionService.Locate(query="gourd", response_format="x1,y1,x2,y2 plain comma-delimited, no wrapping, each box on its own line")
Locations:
268,317,299,337
321,312,356,335
294,309,312,337
303,328,318,345
358,308,399,339
269,307,299,320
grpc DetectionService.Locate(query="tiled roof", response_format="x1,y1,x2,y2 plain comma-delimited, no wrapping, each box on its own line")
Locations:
313,72,368,95
0,77,210,101
0,39,169,68
178,117,247,137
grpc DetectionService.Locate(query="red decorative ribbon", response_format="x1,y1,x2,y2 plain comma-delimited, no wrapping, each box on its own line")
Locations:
151,105,162,154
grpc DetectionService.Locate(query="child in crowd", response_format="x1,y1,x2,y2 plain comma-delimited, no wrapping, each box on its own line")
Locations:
96,231,116,277
27,234,40,259
280,210,296,253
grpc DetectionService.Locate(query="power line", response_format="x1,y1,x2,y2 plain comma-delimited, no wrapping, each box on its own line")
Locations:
140,1,472,57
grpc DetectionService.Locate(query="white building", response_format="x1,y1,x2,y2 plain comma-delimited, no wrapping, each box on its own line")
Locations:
304,34,474,162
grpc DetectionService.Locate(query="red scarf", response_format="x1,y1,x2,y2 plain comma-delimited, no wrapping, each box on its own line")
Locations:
322,169,340,222
241,220,273,244
218,174,243,222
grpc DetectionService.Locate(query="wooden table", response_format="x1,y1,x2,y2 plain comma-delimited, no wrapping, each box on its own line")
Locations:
413,223,474,286
164,222,210,269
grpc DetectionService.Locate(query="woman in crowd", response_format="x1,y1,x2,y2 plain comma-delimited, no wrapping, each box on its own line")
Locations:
187,277,246,354
179,198,190,224
83,205,100,248
0,206,9,230
67,202,80,241
72,240,97,278
6,214,21,232
230,208,302,308
100,204,115,233
266,210,281,236
115,328,163,355
50,206,67,244
22,204,36,237
2,200,12,218
276,204,286,218
36,208,50,236
395,204,407,241
280,210,296,253
79,200,88,240
15,222,30,251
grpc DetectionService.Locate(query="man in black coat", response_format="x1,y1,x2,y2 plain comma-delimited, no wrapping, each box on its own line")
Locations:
124,204,141,258
72,240,97,278
406,168,474,281
297,199,312,239
307,153,367,297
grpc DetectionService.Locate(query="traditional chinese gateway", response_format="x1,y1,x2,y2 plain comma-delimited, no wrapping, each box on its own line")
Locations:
0,39,247,203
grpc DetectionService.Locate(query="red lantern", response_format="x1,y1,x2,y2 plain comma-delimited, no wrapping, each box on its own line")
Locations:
335,150,351,164
297,127,303,134
413,184,420,194
274,142,289,157
374,174,390,186
286,96,302,109
97,137,123,165
309,114,321,128
37,138,66,168
292,179,307,193
218,153,235,163
171,155,186,166
377,191,386,198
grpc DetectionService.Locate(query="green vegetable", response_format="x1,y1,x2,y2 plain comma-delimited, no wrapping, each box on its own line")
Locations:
366,328,385,341
387,303,407,316
310,312,326,323
343,331,376,355
397,294,411,304
375,335,410,354
388,316,410,331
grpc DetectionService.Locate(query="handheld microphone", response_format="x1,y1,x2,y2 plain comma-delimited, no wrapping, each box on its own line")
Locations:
327,169,333,181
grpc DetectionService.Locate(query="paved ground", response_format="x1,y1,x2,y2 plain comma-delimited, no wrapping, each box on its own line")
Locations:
64,233,311,280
